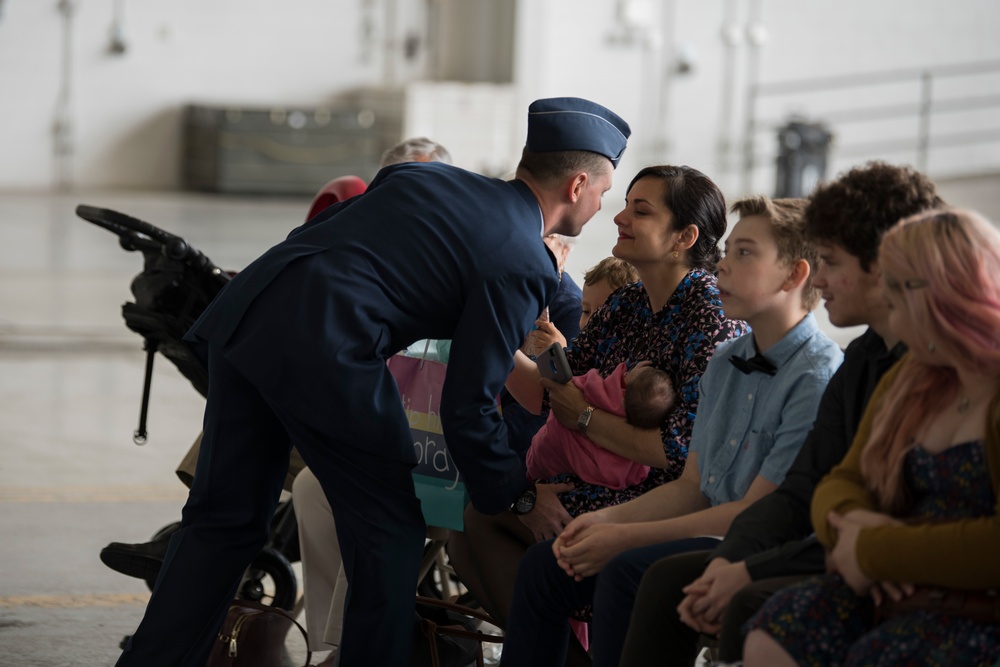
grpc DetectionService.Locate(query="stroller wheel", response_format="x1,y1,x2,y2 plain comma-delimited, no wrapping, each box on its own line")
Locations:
238,546,298,611
140,523,297,611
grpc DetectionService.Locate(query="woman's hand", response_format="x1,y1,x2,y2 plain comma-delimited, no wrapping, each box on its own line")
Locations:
839,508,900,529
522,318,567,358
870,580,916,608
516,482,575,542
828,511,914,600
540,377,589,430
677,558,751,634
552,512,627,580
826,511,875,594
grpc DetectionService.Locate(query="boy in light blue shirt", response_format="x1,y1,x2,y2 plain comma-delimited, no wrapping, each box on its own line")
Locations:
499,195,843,667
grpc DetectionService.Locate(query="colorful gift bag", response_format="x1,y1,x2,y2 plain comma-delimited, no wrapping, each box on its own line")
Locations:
387,351,469,531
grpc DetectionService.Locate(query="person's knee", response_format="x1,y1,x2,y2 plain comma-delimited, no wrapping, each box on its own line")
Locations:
742,628,786,666
520,539,559,579
462,502,520,544
729,585,760,619
461,502,491,540
600,548,649,594
640,558,688,611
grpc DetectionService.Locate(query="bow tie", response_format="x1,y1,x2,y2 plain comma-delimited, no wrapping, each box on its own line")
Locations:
730,353,777,376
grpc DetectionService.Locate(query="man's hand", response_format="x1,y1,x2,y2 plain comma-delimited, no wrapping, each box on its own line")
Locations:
516,482,575,542
677,558,751,634
540,376,588,430
552,512,627,580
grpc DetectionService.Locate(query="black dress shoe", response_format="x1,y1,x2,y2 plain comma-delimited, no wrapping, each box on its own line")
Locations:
99,535,170,581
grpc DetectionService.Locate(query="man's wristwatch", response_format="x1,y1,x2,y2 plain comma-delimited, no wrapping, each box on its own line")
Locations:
577,405,596,436
509,481,537,515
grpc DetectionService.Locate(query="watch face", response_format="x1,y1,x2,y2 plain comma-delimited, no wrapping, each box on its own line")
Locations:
512,489,536,515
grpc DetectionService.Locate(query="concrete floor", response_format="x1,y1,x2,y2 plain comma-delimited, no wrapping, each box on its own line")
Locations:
0,190,314,667
1,172,998,666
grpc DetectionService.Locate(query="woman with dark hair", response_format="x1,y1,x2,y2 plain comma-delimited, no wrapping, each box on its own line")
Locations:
447,165,747,663
633,165,728,273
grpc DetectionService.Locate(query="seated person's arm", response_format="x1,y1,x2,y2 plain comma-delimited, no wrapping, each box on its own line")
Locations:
742,535,826,580
711,355,856,564
555,471,778,579
546,378,669,467
557,362,831,574
580,313,722,468
604,452,708,523
521,317,568,358
505,350,545,415
810,365,904,546
543,325,712,469
552,454,707,577
616,473,778,550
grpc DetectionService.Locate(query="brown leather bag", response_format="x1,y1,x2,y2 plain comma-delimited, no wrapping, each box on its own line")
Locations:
205,600,310,667
414,596,504,667
874,587,1000,625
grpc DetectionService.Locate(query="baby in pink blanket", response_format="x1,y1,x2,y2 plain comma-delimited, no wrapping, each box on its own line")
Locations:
527,361,675,489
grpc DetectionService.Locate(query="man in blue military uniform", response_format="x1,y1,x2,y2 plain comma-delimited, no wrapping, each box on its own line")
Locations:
115,97,630,666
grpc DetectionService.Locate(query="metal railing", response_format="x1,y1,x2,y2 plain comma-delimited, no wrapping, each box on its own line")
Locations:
742,59,1000,192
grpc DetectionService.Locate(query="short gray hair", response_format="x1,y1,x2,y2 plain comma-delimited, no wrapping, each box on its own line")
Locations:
380,137,453,168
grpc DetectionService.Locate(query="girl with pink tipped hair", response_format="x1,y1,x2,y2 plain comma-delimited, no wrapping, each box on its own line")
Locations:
743,208,1000,667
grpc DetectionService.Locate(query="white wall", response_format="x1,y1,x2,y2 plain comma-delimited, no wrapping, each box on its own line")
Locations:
511,0,1000,289
1,0,999,199
0,0,386,189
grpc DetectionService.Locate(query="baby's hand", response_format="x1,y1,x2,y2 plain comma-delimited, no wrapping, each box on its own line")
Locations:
625,360,653,384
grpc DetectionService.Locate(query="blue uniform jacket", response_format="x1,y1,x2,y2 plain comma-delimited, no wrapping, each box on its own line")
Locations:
185,161,559,513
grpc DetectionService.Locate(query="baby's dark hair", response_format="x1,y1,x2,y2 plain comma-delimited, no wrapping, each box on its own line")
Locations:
624,367,676,429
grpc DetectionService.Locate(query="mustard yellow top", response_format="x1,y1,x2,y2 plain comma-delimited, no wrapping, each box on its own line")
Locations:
811,355,1000,590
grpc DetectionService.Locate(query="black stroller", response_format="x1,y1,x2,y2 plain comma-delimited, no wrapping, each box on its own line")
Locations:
76,204,300,611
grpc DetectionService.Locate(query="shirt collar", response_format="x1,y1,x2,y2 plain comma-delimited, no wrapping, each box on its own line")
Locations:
856,327,907,363
752,312,822,371
508,179,546,236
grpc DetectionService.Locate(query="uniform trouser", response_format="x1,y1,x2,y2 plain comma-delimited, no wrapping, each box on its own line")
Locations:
175,431,307,492
115,344,426,666
620,549,813,665
499,536,720,667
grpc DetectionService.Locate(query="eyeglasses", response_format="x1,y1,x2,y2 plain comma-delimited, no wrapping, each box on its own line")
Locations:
885,277,927,292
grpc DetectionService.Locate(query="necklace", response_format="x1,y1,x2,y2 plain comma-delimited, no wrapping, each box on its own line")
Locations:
957,396,971,413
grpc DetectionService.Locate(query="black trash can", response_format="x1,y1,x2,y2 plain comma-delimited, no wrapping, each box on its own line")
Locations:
775,119,832,198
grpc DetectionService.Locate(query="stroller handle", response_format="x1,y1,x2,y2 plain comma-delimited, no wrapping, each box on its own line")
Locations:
75,204,230,284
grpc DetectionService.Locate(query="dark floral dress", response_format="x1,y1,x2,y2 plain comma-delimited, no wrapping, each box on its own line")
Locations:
538,268,749,517
748,440,1000,667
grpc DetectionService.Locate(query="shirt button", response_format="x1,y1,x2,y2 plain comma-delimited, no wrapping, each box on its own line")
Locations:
730,439,737,447
708,475,716,484
747,393,753,400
